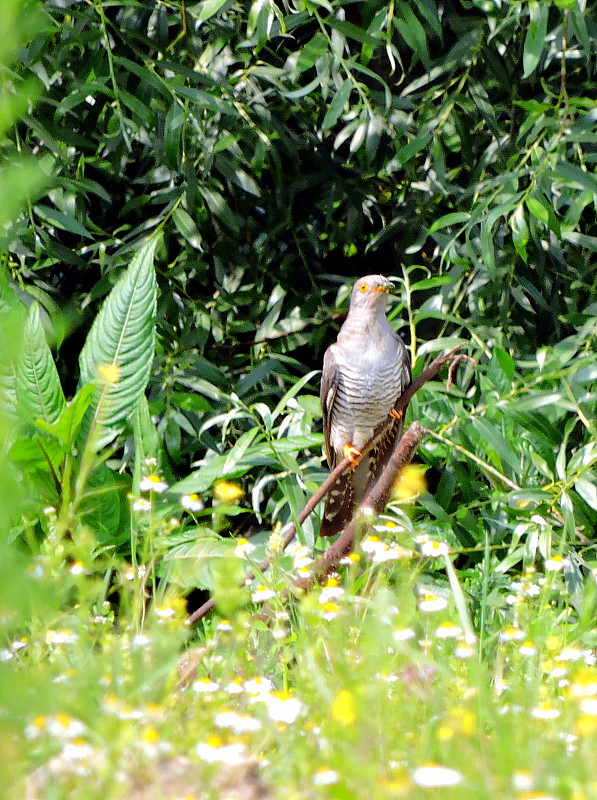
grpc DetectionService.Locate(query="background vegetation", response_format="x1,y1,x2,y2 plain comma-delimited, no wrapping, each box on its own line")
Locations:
1,0,596,797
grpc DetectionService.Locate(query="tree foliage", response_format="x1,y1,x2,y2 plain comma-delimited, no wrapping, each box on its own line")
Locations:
1,0,595,601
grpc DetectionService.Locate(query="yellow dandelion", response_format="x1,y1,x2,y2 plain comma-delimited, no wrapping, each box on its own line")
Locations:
142,727,160,744
331,689,356,727
444,707,476,737
576,714,597,737
321,602,342,620
213,480,245,503
391,463,427,502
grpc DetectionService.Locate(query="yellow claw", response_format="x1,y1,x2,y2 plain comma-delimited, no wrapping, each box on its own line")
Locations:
343,444,362,470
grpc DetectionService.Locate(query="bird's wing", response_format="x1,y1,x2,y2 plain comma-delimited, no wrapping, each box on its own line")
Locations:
368,335,412,484
391,331,412,406
320,345,340,468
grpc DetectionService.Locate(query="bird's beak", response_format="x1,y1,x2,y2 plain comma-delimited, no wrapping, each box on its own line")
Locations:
374,280,393,294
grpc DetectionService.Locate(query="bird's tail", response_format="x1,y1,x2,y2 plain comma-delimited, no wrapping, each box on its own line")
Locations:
319,466,355,538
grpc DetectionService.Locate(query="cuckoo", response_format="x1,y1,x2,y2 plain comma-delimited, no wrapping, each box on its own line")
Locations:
319,275,411,537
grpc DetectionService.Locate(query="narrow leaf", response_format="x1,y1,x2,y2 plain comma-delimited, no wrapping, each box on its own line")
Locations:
198,0,229,23
173,208,203,250
322,79,351,130
35,204,92,239
525,195,549,225
575,478,597,512
523,1,548,78
428,212,470,233
552,161,597,195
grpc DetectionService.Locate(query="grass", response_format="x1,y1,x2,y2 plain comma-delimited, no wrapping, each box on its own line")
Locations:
3,494,597,800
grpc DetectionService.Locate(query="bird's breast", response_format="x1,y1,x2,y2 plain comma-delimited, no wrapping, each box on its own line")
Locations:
330,344,405,448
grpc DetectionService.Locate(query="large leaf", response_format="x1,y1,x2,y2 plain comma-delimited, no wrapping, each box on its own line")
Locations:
78,238,158,448
0,275,27,420
162,531,238,590
16,302,65,425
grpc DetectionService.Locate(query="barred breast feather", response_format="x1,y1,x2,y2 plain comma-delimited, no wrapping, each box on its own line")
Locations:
319,274,412,538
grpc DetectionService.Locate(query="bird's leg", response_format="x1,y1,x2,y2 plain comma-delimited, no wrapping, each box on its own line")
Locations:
343,444,362,470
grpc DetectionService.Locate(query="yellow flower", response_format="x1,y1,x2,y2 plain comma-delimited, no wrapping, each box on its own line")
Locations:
97,363,120,385
213,481,244,503
391,464,427,502
438,707,476,740
577,712,597,737
331,689,356,727
142,728,160,744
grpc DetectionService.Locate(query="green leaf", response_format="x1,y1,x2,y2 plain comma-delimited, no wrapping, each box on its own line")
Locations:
133,394,161,495
200,187,240,234
170,452,255,495
523,1,548,78
79,465,128,546
163,531,239,590
78,238,158,448
480,222,496,278
575,478,597,512
270,433,324,454
35,384,95,449
281,75,321,100
35,204,92,239
512,392,564,412
428,212,470,233
552,161,597,196
471,418,520,474
469,83,499,139
173,208,203,250
509,205,529,263
396,133,432,166
322,79,351,130
175,86,237,116
410,275,454,292
325,18,381,48
494,347,515,381
296,32,328,73
525,195,549,225
197,0,230,23
395,4,431,70
224,428,261,474
16,303,65,425
272,370,319,421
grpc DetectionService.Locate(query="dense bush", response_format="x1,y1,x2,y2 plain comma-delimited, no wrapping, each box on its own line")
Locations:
1,2,597,798
3,0,594,580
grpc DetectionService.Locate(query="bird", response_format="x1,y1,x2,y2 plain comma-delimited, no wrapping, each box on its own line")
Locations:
319,275,411,538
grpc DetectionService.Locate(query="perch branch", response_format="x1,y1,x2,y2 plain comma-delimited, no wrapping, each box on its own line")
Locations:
187,346,469,625
292,421,428,591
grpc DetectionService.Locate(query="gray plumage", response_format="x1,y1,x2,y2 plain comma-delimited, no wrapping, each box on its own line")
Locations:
320,275,411,537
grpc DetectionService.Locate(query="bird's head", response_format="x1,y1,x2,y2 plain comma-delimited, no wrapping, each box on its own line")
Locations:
349,275,393,312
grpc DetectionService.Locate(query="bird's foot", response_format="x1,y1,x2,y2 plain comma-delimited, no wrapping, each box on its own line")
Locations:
343,444,362,470
390,408,403,420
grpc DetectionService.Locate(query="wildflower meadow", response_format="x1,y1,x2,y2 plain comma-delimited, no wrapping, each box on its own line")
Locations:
1,1,596,798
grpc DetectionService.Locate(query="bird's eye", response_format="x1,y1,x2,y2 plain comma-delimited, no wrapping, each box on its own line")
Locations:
359,283,369,293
